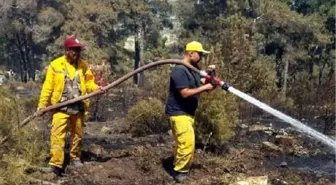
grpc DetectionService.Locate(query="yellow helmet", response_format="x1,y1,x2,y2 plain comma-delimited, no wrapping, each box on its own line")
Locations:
185,41,210,54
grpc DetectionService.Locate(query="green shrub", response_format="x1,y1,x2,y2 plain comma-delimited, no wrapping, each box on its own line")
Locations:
127,98,168,137
288,71,314,112
195,89,239,148
249,55,277,102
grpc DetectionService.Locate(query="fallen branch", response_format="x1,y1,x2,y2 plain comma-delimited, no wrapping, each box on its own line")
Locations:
28,177,59,185
203,132,213,151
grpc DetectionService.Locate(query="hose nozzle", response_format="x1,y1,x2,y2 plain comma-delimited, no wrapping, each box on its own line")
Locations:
200,70,230,91
220,82,230,91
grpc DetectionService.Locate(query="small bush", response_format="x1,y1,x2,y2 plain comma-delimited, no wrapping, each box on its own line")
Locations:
126,98,168,137
195,89,239,148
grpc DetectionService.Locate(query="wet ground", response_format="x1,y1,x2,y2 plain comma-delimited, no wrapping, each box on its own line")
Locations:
264,155,335,176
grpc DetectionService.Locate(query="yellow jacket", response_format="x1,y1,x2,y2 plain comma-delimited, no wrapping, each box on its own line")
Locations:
38,56,98,116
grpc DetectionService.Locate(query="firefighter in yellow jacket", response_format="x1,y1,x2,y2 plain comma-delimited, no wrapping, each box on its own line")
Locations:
37,35,100,176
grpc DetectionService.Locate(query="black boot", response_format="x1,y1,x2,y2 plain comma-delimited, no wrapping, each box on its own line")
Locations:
172,170,189,183
43,165,64,177
52,166,64,177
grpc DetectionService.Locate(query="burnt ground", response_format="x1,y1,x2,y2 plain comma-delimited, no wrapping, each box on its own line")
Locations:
30,116,335,185
12,86,334,185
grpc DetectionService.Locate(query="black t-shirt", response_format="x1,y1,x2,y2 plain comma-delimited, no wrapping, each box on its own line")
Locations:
165,65,201,116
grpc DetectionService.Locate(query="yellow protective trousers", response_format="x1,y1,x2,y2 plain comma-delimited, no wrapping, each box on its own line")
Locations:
49,111,84,168
169,115,195,173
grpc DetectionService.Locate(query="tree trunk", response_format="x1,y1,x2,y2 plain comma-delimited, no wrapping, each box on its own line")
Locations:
15,34,28,82
133,25,142,85
318,62,326,87
138,24,145,87
275,53,283,89
326,66,334,90
5,37,15,72
24,34,34,81
308,61,314,81
282,53,289,95
309,45,318,81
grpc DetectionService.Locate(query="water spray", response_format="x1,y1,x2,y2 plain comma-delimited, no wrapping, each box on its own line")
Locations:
200,70,336,150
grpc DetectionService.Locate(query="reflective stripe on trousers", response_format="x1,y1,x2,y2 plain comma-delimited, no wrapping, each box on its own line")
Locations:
49,111,84,168
169,115,195,173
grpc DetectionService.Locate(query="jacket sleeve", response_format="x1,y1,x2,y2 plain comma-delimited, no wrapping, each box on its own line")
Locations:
38,65,54,109
85,68,98,93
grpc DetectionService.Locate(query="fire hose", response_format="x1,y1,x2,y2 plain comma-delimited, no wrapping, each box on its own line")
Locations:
1,59,335,151
0,59,228,144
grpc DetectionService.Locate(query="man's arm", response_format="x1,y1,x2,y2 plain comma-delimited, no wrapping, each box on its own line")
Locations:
84,68,99,93
171,66,214,99
37,65,54,110
179,84,214,98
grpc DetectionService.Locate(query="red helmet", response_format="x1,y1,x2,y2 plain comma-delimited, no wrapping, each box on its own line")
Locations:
64,35,86,49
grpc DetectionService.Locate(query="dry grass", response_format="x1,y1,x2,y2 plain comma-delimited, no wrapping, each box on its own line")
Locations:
0,87,48,185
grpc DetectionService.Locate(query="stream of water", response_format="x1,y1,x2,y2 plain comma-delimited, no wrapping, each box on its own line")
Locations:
228,86,336,151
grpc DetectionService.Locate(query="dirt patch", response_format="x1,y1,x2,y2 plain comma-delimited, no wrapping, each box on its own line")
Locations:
26,117,335,185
